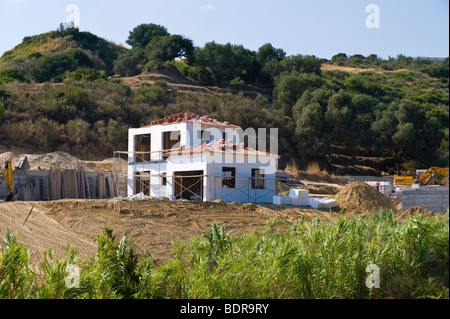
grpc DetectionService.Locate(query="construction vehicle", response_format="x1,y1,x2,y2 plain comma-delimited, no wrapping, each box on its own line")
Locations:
394,167,449,187
393,176,415,187
416,167,449,185
0,160,16,201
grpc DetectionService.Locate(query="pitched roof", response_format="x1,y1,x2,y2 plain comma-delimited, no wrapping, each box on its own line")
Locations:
143,112,241,129
166,139,280,158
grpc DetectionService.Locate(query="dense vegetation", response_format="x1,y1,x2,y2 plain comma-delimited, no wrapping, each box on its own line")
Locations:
0,211,448,299
0,23,448,171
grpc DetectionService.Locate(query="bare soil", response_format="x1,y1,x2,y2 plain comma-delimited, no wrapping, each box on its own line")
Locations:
0,198,340,266
0,201,97,265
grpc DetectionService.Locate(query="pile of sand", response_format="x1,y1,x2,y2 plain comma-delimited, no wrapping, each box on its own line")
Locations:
333,181,397,214
0,151,126,172
0,151,16,166
1,151,80,170
398,206,436,219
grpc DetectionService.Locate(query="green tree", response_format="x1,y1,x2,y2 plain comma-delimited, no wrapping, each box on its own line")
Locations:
256,43,286,65
126,23,170,48
256,43,285,85
113,47,147,76
146,35,194,63
30,49,93,82
294,101,329,161
273,71,325,115
372,100,444,170
280,55,323,74
194,42,258,86
325,89,355,145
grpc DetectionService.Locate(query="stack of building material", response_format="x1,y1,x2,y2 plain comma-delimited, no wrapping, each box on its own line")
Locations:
21,182,39,201
365,181,392,196
49,163,100,200
272,195,292,205
98,172,107,199
273,188,338,210
289,189,310,206
308,197,338,209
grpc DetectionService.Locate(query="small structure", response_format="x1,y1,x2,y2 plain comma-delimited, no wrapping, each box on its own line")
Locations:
124,112,279,203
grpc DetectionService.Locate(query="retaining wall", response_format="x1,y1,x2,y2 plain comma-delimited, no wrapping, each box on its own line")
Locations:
401,186,449,213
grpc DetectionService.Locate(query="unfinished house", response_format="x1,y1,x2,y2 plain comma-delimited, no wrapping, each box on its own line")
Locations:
125,112,279,203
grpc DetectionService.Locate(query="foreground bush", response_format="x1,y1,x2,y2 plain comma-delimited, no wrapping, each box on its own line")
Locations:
0,211,448,299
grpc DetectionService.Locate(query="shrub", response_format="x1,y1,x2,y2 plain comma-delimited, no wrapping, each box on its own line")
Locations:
30,49,93,82
69,67,106,81
0,69,28,83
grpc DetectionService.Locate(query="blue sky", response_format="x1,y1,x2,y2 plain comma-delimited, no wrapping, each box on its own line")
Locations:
0,0,448,59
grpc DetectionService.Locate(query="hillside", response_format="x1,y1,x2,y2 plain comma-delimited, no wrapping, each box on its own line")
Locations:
0,24,126,80
0,24,448,174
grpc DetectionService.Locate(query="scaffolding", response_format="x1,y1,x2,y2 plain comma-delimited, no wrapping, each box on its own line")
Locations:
112,150,286,203
112,150,168,198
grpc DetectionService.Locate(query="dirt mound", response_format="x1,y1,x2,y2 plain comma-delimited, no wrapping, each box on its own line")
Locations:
1,151,81,170
0,151,16,165
333,181,397,215
0,151,126,172
399,206,436,219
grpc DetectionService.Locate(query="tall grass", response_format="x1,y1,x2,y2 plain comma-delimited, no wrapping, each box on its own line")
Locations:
0,211,448,299
286,160,346,185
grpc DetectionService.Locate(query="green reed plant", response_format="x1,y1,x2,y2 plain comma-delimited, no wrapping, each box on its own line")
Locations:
0,229,35,298
0,211,448,299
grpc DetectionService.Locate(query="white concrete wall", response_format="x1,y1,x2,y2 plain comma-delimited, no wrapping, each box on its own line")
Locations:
205,154,277,203
128,122,237,157
129,123,188,162
401,187,449,213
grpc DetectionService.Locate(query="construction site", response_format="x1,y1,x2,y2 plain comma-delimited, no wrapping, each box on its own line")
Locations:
0,113,449,267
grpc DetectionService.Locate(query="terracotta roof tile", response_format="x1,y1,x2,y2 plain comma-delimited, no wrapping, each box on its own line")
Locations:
143,112,241,129
166,139,280,158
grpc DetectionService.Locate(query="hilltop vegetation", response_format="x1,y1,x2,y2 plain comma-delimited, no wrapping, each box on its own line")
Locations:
0,23,125,82
0,23,448,172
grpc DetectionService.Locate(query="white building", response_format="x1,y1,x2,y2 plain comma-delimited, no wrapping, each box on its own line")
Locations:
127,112,279,203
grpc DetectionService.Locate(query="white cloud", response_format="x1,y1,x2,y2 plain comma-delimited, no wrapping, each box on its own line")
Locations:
198,3,214,11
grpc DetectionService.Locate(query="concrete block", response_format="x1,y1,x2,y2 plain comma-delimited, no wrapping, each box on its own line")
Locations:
291,197,308,206
315,199,338,209
273,195,292,205
308,197,337,209
289,188,309,199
